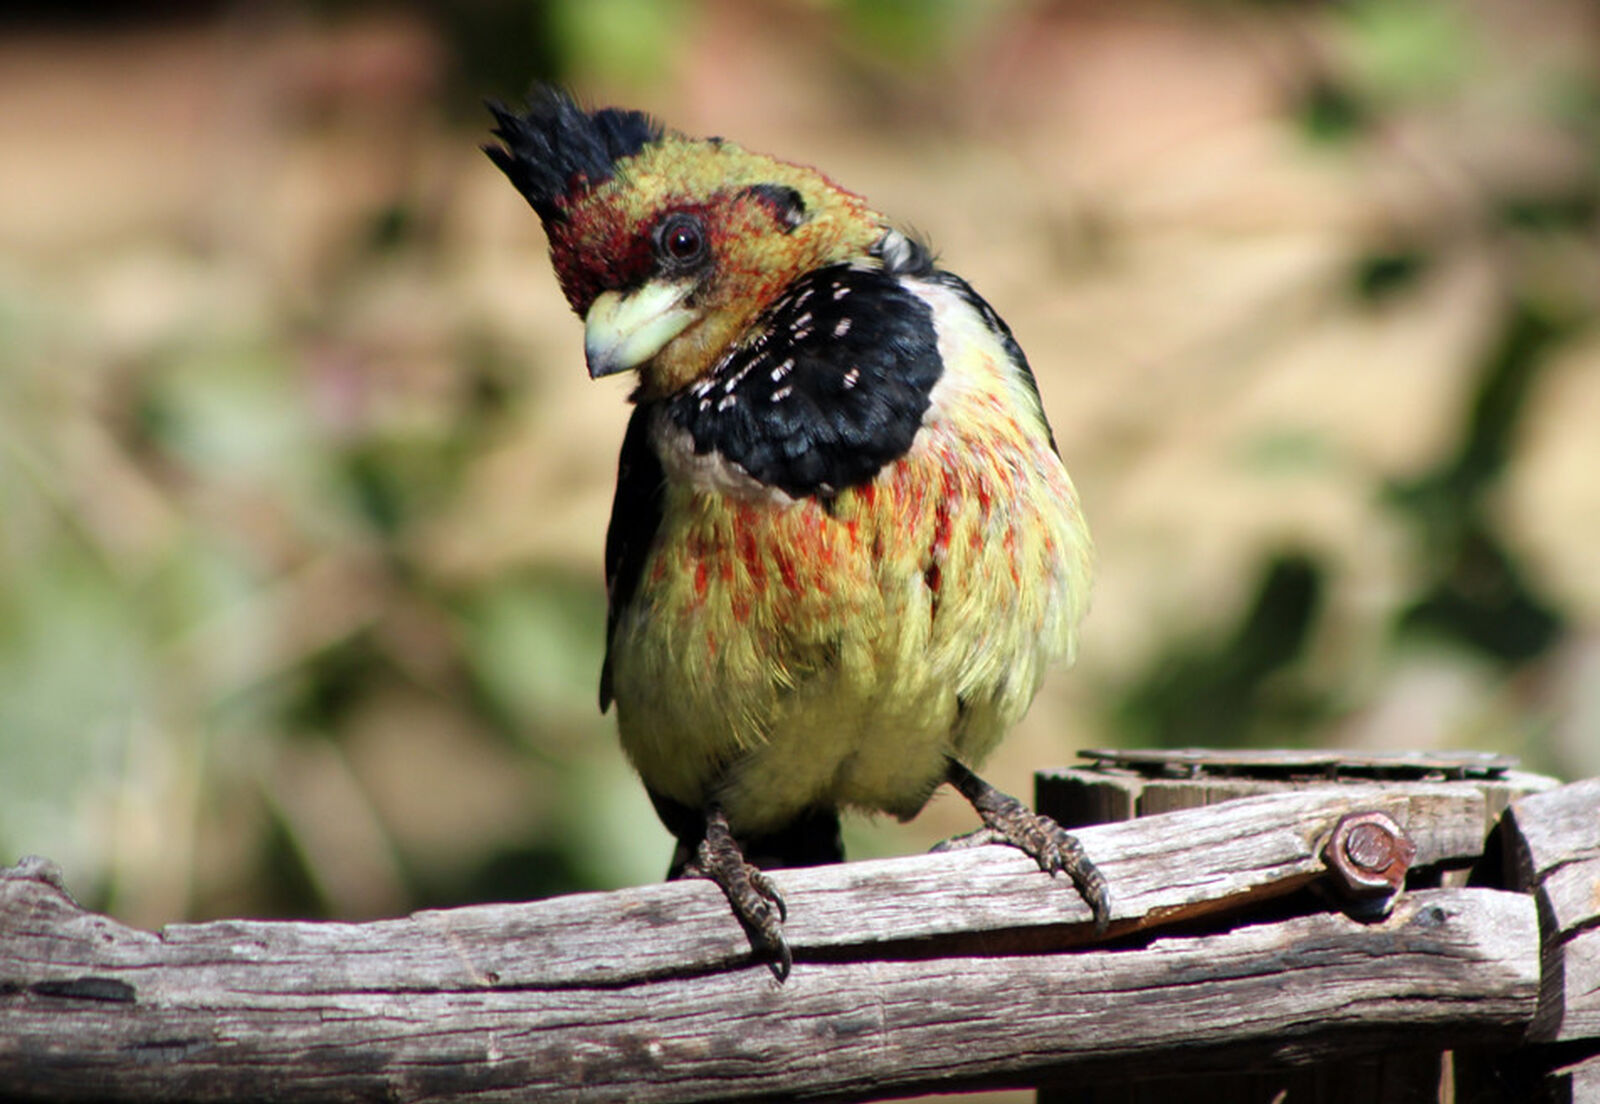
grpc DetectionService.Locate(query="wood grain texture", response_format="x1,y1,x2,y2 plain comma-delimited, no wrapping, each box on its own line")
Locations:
1035,764,1563,1104
1039,766,1556,838
0,783,1535,1102
0,782,1530,1103
1539,856,1600,944
1502,779,1600,1047
1506,778,1600,891
10,784,1488,989
1541,926,1600,1045
0,875,1537,1104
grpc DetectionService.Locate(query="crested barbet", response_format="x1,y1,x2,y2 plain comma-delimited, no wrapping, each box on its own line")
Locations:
486,86,1108,978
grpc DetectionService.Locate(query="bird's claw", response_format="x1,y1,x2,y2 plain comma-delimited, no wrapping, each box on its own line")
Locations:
684,809,792,981
929,826,1002,853
1017,812,1112,935
943,761,1112,935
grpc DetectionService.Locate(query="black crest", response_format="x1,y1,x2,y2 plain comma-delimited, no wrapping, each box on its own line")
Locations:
484,86,663,223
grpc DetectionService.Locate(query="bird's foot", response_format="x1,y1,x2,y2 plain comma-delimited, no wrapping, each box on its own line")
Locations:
680,806,792,981
938,760,1111,934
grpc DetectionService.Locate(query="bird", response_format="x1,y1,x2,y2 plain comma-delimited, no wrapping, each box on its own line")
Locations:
485,86,1108,979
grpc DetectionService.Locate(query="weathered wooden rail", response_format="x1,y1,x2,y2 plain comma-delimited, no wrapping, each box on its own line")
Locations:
1,752,1596,1102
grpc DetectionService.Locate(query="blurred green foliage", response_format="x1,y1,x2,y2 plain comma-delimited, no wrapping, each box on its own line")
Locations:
1115,552,1327,750
1388,300,1573,663
1121,0,1597,761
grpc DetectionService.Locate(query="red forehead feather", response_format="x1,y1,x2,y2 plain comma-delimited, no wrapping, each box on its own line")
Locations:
545,205,652,314
546,195,730,314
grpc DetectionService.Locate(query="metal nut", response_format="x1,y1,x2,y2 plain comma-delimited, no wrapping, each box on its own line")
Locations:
1323,811,1416,897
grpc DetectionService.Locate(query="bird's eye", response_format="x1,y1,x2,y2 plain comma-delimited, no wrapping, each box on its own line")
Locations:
665,223,701,258
656,214,708,269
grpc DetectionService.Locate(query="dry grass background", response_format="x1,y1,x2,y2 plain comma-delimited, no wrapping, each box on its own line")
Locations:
2,0,1596,963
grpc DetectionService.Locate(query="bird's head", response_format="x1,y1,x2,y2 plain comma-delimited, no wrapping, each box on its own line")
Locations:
486,87,888,398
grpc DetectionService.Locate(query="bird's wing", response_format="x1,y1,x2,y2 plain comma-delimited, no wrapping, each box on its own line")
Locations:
662,262,944,500
600,404,666,712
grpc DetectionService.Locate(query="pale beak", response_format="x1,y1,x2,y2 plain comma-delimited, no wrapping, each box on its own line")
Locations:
583,281,698,378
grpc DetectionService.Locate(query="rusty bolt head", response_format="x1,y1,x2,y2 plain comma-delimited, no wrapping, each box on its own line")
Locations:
1323,811,1417,897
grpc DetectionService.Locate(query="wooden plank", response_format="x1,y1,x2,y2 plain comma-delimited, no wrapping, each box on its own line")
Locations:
2,784,1489,996
0,887,1538,1104
0,782,1518,1102
1038,769,1288,824
1076,748,1522,780
1501,779,1600,1047
1039,767,1557,839
1564,1055,1600,1103
1531,924,1600,1045
1034,764,1525,1104
1539,1053,1600,1104
1035,768,1142,828
1506,778,1600,889
1050,1052,1445,1104
1541,856,1600,942
1138,780,1310,817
